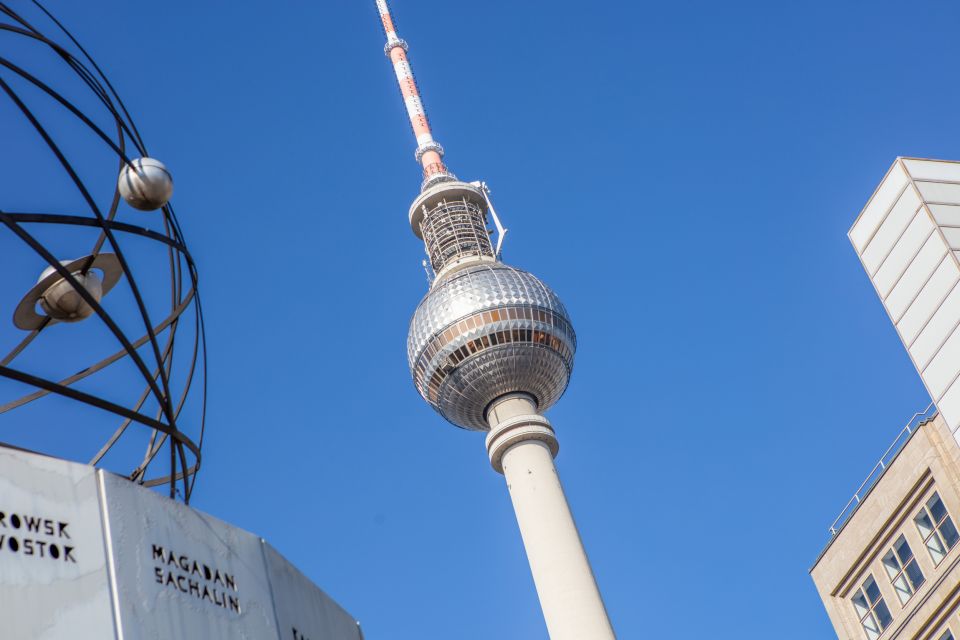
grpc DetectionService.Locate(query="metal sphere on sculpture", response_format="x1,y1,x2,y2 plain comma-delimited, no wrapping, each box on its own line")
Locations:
13,254,123,330
118,157,174,211
39,264,102,322
1,3,206,502
407,263,576,430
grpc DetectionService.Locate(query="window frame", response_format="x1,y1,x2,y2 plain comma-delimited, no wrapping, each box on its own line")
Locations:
914,492,960,567
881,534,925,605
852,574,893,640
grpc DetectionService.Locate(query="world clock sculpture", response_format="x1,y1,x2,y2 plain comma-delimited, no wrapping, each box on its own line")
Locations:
0,0,203,501
374,2,615,638
0,4,360,638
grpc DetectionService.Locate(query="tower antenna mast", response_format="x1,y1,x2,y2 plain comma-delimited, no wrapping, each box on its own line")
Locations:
374,3,616,638
375,0,454,190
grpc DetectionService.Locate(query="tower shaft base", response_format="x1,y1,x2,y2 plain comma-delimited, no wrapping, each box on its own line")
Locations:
486,395,615,640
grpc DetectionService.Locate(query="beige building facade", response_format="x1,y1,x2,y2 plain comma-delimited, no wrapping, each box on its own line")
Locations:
812,413,960,640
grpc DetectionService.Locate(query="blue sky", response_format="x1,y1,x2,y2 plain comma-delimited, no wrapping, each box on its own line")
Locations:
4,0,960,638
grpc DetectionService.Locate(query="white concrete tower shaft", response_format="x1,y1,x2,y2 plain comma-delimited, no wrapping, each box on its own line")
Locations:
486,394,615,640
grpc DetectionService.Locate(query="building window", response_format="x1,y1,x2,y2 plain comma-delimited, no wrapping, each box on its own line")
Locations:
852,575,892,639
938,631,954,640
914,492,960,565
882,535,925,604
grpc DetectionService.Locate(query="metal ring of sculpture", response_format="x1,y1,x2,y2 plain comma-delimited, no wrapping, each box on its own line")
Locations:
0,1,206,502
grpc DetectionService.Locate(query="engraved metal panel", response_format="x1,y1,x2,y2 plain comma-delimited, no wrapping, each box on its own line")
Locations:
100,472,281,640
0,447,114,640
262,543,362,640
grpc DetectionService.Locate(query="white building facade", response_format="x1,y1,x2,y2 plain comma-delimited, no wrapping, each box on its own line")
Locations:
850,158,960,443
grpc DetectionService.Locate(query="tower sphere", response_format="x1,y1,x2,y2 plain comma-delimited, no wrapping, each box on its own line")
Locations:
118,157,174,210
407,262,577,430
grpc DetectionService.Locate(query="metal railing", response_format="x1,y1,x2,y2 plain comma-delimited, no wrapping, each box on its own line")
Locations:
828,402,938,536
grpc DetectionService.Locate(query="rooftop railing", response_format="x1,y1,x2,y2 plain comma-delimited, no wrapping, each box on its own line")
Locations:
828,402,938,536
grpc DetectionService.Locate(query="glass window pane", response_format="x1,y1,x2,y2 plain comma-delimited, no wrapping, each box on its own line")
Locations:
892,574,912,604
865,577,882,604
928,532,948,564
930,494,948,523
905,560,925,590
875,600,892,629
862,612,881,640
939,631,954,640
917,511,936,538
940,516,960,549
882,550,901,578
853,591,870,618
895,535,914,564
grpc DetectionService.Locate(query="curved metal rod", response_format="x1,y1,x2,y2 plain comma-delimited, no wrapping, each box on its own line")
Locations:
177,439,191,500
191,297,208,499
143,462,199,488
136,288,204,489
0,3,145,151
133,214,185,482
0,290,194,414
1,212,193,258
142,429,160,474
0,2,207,502
92,315,197,500
0,23,146,155
136,432,168,481
0,365,200,459
128,211,185,485
0,209,174,422
0,62,127,366
0,57,133,164
86,108,125,262
135,307,202,489
117,217,199,495
0,320,48,367
138,216,190,490
109,237,186,485
0,210,194,402
0,79,178,428
30,0,148,151
89,320,178,465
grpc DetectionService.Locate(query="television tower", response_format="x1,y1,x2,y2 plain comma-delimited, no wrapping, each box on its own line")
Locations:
374,2,615,638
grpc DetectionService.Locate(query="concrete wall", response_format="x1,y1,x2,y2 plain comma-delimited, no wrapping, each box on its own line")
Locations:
812,414,960,640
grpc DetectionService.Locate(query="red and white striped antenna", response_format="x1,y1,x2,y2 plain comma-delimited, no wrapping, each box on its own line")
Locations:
375,0,456,190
